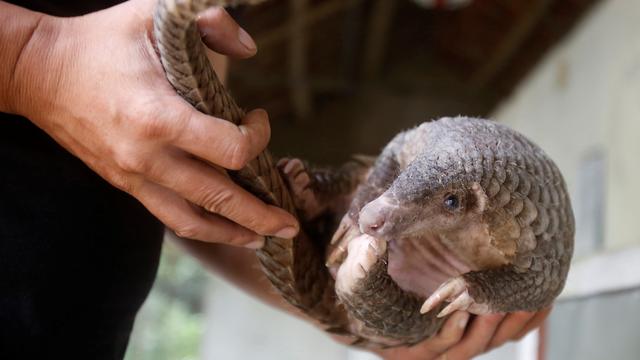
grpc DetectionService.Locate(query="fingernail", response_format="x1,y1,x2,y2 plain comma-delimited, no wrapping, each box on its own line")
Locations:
245,237,265,249
457,312,470,329
274,226,298,239
238,27,257,52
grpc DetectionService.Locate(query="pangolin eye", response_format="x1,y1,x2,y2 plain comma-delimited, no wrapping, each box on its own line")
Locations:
443,194,460,211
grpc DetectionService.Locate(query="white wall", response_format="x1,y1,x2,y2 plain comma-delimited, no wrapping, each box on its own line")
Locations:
491,2,640,356
201,277,352,360
492,0,640,252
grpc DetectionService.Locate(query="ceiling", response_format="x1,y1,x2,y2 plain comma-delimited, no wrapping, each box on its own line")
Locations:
226,0,600,162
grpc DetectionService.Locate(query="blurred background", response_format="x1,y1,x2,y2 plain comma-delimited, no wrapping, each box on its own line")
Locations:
125,0,640,359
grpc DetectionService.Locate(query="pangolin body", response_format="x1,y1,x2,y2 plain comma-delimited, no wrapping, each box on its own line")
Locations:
326,117,575,345
153,0,575,347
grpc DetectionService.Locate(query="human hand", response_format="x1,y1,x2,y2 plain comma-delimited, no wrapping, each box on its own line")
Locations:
377,308,551,360
10,0,299,247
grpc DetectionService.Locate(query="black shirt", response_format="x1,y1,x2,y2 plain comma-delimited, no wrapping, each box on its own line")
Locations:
11,0,123,15
0,1,164,358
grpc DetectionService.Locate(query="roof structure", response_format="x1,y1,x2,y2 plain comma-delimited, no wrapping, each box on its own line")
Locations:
227,0,600,162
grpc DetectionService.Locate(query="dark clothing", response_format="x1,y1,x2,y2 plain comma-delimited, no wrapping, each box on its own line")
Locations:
1,1,163,358
12,0,123,16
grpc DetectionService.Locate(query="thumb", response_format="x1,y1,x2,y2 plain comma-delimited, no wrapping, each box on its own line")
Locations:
197,7,257,59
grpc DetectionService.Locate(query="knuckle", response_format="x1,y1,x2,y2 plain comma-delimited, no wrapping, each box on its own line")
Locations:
139,116,171,140
130,100,183,141
200,187,235,214
109,172,137,193
99,162,139,194
226,137,251,170
113,144,147,173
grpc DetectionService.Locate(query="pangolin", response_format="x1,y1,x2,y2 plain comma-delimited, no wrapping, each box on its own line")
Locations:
153,0,575,347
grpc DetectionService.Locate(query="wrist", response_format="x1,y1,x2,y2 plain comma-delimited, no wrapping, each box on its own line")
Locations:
8,14,67,122
0,2,49,114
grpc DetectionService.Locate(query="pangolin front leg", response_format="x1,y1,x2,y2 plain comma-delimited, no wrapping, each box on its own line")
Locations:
277,157,374,222
277,158,324,220
421,258,570,317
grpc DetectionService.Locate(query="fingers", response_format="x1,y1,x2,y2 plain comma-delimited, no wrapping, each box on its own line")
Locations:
487,308,551,349
378,312,469,360
427,311,470,353
197,7,257,58
175,108,271,171
136,148,298,240
380,309,549,360
442,313,506,360
514,307,552,340
436,308,550,359
487,311,536,349
135,181,264,247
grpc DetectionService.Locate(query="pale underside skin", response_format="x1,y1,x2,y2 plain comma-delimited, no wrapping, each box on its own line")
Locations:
387,234,473,298
334,232,474,301
333,224,500,315
329,208,500,345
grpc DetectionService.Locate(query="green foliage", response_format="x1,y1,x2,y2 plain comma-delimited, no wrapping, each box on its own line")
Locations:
125,240,208,360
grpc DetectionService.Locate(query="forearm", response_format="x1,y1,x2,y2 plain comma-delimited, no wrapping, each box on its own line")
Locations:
173,236,367,349
172,236,295,311
0,1,55,115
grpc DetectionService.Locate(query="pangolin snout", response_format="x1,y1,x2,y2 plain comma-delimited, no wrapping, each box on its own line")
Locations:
358,195,399,238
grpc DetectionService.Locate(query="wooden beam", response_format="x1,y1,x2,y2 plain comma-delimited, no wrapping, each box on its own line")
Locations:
288,0,312,120
255,0,364,48
361,0,397,81
471,0,553,90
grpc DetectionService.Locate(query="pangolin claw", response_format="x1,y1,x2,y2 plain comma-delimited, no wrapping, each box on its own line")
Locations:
420,276,490,317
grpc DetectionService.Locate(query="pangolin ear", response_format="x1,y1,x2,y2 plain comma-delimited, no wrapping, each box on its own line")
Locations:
468,182,488,214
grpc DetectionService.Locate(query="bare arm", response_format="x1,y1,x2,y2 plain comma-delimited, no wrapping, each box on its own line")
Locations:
172,236,297,310
0,2,47,114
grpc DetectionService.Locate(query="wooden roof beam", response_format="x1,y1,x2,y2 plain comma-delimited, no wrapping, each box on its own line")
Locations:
471,0,553,90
